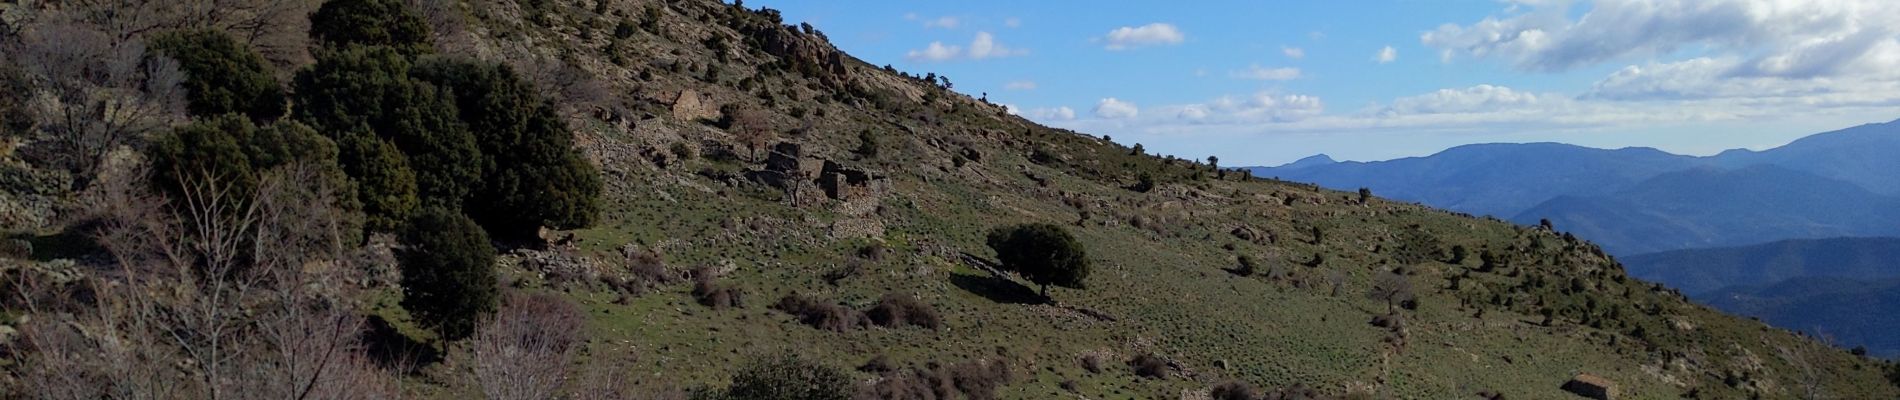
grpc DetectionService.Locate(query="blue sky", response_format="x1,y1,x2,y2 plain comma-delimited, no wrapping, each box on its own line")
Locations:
752,0,1900,166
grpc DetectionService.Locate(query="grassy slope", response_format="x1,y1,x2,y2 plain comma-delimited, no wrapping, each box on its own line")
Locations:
442,0,1899,398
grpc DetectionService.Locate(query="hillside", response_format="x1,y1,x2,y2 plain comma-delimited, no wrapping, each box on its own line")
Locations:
3,0,1897,398
1712,119,1900,195
1702,277,1900,358
1514,165,1900,254
1623,237,1900,295
1250,143,1704,217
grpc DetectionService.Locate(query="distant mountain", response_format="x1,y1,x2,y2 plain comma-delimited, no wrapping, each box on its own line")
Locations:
1272,154,1337,170
1622,237,1900,295
1712,120,1900,195
1699,277,1900,357
1513,165,1900,255
1250,143,1704,217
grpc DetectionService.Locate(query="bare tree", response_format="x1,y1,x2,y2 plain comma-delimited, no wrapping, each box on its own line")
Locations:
12,19,186,188
464,292,586,400
1367,271,1414,314
729,106,774,161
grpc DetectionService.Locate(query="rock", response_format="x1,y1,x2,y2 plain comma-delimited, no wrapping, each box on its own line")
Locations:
1561,373,1618,400
670,89,719,122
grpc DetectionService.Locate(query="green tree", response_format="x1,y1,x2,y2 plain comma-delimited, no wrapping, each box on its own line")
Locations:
986,223,1090,299
854,129,878,159
398,208,499,341
149,29,286,121
336,129,418,231
293,46,480,211
149,115,365,247
410,59,601,240
309,0,433,53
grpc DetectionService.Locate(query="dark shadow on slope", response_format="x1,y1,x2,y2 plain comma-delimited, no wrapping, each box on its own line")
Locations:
361,315,442,373
950,273,1042,305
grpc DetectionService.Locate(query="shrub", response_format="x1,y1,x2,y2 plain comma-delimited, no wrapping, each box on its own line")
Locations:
1079,353,1105,374
865,293,941,330
1368,272,1415,314
411,58,601,240
692,272,744,309
294,45,481,211
854,129,878,158
1129,354,1168,379
719,354,853,400
1233,255,1257,277
398,208,499,341
309,0,433,52
771,292,866,332
149,29,286,121
1210,381,1262,400
986,223,1090,299
860,358,1012,400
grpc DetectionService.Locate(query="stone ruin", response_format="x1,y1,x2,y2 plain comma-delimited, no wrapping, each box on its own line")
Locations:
1561,373,1617,400
746,142,885,205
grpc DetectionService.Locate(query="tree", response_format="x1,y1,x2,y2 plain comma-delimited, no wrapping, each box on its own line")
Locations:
149,29,286,121
986,223,1090,299
309,0,433,53
410,58,601,240
294,45,480,211
336,129,418,231
12,20,186,189
854,129,878,159
398,208,499,341
1358,187,1372,205
1130,143,1144,156
148,116,360,239
1368,271,1415,314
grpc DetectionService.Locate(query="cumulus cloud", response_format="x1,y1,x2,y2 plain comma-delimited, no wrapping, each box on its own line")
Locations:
1103,23,1186,50
1282,46,1305,59
1385,85,1553,114
1376,46,1398,63
1230,65,1302,80
1028,106,1077,121
906,32,1027,62
1004,80,1038,90
1094,98,1140,119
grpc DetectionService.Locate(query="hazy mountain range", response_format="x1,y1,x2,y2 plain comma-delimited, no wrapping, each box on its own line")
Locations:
1252,118,1900,255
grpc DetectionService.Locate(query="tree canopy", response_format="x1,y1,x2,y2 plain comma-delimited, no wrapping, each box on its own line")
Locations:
986,223,1090,299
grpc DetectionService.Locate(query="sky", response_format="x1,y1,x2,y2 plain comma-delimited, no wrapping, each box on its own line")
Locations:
749,0,1900,166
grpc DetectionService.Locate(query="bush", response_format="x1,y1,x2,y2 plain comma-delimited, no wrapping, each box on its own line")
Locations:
149,29,286,121
1210,381,1262,400
294,46,481,212
986,223,1090,299
1129,354,1169,379
309,0,433,52
770,292,866,332
860,358,1012,400
410,58,600,240
398,208,499,341
718,354,853,400
692,272,744,309
865,293,941,330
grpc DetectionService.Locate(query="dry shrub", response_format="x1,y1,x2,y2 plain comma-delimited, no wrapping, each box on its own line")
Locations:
865,292,941,330
771,292,866,332
1079,353,1106,374
821,259,863,286
1212,381,1263,400
605,245,675,296
466,292,585,400
691,267,744,309
1129,353,1169,379
857,358,1013,400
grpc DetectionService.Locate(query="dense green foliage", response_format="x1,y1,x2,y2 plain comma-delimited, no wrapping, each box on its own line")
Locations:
149,29,286,121
148,116,354,214
986,223,1090,298
335,129,418,231
308,0,433,52
397,208,498,341
294,45,480,213
410,59,601,239
712,354,853,400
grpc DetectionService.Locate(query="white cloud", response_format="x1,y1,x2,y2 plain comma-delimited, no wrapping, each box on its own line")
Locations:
1230,65,1302,80
905,42,961,62
1421,0,1900,74
1282,46,1305,59
1376,46,1398,63
905,31,1027,62
1001,104,1021,115
1103,23,1186,50
1385,85,1553,114
1004,80,1038,90
1004,17,1022,28
1094,98,1140,119
1028,106,1076,121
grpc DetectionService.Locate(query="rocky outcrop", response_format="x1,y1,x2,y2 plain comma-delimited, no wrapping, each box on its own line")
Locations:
670,89,720,122
1562,373,1617,400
